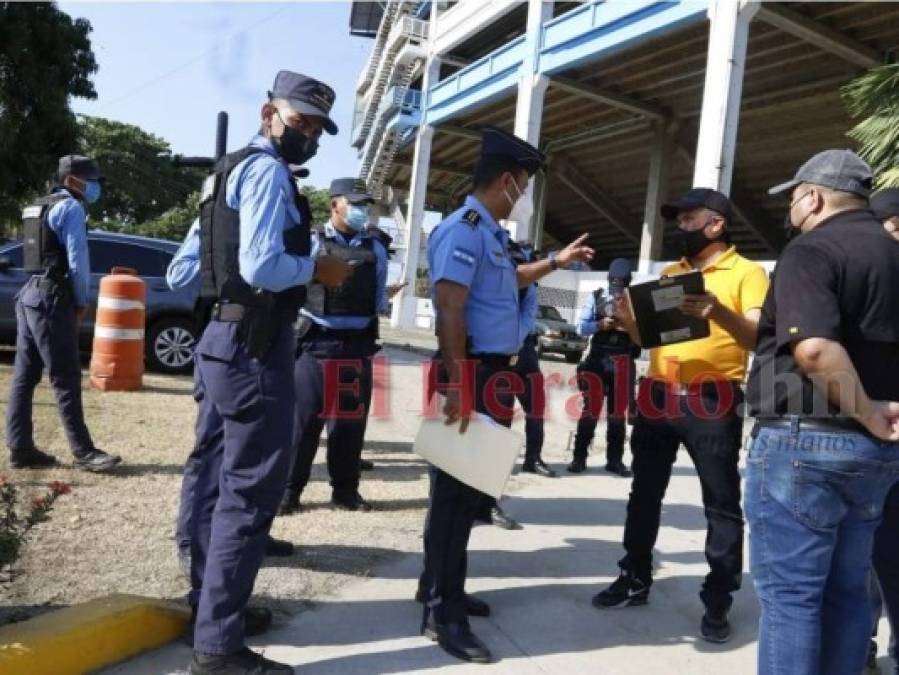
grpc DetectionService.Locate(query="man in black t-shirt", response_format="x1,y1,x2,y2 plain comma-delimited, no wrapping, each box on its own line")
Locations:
745,150,899,675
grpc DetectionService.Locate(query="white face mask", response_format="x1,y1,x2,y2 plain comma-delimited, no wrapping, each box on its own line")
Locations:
505,180,534,227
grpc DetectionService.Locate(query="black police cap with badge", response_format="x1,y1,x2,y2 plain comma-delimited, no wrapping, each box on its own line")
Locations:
329,177,373,204
480,125,546,177
269,70,338,135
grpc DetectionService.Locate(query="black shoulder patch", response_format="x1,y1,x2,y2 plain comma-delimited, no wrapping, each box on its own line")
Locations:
462,209,481,228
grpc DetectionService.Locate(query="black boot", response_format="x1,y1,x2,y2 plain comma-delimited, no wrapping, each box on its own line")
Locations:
421,615,492,664
278,490,300,516
567,457,587,473
332,491,372,512
414,589,491,617
522,459,557,478
265,536,294,557
189,647,292,674
9,447,58,469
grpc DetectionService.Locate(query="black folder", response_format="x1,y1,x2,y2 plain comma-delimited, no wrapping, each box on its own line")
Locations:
625,271,710,348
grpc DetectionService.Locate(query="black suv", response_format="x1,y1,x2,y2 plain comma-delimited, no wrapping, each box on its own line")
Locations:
0,231,199,375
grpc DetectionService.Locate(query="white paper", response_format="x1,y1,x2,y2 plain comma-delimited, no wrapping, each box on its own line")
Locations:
413,398,523,499
651,285,685,312
660,327,692,344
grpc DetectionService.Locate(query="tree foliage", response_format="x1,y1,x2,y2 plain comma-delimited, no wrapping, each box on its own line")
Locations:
300,185,332,226
0,2,98,227
77,115,206,226
843,63,899,188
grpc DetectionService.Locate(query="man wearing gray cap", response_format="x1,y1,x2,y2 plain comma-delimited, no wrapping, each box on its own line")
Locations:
5,155,122,473
745,149,899,675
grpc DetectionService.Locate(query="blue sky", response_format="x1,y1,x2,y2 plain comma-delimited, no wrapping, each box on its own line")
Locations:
62,1,372,189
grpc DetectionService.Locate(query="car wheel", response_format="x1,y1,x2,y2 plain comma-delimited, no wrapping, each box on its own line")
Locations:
565,352,582,364
147,317,197,375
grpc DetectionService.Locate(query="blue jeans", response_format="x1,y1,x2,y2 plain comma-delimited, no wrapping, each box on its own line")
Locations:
745,426,899,675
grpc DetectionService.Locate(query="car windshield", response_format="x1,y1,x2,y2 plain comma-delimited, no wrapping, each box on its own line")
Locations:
537,305,563,321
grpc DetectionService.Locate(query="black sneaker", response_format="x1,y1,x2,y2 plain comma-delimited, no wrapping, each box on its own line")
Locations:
592,571,650,609
605,462,633,478
73,448,121,473
189,647,292,674
9,447,58,469
331,492,372,512
700,607,731,643
567,458,587,473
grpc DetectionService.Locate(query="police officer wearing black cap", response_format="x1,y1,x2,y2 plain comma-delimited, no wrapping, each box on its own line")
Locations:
185,71,351,675
278,177,390,515
420,125,594,663
6,155,122,473
568,257,640,476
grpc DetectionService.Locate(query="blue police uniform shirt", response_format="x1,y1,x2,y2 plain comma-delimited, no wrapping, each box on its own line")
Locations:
46,188,91,307
225,135,314,292
166,218,200,292
428,195,520,354
577,291,601,337
300,220,388,329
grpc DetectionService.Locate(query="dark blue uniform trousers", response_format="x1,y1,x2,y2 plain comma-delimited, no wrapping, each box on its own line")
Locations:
572,353,634,466
285,334,375,499
513,335,545,465
420,358,515,624
187,319,295,656
175,366,224,555
5,278,94,457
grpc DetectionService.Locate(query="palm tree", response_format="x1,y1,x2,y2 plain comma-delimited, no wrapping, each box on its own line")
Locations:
843,63,899,188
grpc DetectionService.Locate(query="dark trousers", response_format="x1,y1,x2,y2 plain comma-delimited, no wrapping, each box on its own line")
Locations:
873,482,899,662
5,278,94,457
187,319,296,656
284,335,376,499
514,335,545,465
420,358,515,623
175,366,224,554
621,380,744,611
572,354,634,467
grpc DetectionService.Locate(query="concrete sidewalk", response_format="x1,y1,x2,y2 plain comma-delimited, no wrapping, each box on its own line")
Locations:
106,455,763,674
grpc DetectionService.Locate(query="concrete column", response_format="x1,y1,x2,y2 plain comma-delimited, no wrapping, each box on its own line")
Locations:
532,169,548,248
638,119,674,273
391,9,441,329
692,0,758,194
510,0,552,242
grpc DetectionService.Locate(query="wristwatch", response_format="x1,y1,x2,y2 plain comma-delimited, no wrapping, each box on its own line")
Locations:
548,251,559,271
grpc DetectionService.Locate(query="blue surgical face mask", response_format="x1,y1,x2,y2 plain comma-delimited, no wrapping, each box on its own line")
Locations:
345,204,369,231
83,180,102,204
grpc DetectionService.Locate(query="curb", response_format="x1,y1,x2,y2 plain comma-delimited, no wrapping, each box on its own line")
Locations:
0,593,189,675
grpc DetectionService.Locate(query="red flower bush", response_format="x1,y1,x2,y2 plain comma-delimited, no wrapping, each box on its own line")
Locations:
0,475,72,572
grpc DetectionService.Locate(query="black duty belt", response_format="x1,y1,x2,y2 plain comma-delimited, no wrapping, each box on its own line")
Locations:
648,378,738,397
211,302,294,323
305,321,377,341
470,352,518,367
753,416,868,437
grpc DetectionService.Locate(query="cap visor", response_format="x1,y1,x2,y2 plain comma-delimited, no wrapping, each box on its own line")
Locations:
660,198,702,220
347,193,374,204
288,99,338,135
768,179,800,196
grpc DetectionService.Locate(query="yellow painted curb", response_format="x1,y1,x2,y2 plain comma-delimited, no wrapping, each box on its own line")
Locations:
0,593,190,675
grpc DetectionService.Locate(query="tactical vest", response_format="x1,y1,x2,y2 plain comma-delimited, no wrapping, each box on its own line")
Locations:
199,146,311,312
587,289,637,359
21,191,76,281
304,233,377,317
507,239,530,303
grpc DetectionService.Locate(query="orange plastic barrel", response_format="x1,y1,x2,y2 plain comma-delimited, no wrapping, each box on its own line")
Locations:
89,266,146,391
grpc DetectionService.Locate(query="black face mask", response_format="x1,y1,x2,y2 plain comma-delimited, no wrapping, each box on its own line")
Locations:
673,227,714,258
272,112,319,165
783,212,800,243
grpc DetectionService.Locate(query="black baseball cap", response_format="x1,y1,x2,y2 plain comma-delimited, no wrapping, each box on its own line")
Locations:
768,149,873,197
870,188,899,220
329,177,372,203
58,155,101,182
661,188,733,223
269,70,338,135
480,125,545,176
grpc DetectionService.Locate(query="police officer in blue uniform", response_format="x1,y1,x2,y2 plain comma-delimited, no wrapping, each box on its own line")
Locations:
421,126,593,663
509,240,555,477
185,71,351,675
166,220,294,579
6,155,121,473
278,177,390,515
568,258,639,476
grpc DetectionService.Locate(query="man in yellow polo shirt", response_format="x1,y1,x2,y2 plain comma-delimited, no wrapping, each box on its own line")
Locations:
593,188,769,644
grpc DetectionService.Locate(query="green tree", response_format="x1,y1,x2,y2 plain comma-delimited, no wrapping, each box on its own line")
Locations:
843,63,899,188
300,185,332,226
77,115,205,226
0,3,98,231
101,191,200,243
